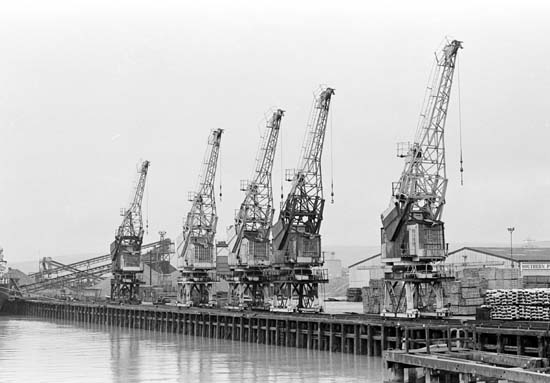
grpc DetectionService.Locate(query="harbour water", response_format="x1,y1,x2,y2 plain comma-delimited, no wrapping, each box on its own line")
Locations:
0,316,386,383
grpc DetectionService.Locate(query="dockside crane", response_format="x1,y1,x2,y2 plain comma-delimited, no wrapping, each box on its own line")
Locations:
110,160,150,303
270,87,335,312
380,39,463,318
177,129,223,307
227,109,284,310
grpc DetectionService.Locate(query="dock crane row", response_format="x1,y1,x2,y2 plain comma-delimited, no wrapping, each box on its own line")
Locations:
380,39,463,318
110,160,150,303
177,129,223,307
270,87,335,312
227,109,284,310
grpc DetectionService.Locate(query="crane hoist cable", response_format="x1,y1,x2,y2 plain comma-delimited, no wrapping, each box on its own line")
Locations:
280,115,284,209
218,140,223,201
457,54,464,186
330,95,335,204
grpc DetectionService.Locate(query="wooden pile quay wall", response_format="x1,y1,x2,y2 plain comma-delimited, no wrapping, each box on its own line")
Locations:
2,299,466,357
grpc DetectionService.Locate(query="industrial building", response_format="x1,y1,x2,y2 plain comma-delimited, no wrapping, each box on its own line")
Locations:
324,252,343,280
348,247,550,290
446,247,550,276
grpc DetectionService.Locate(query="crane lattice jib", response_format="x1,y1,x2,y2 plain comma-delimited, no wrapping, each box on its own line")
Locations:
396,40,462,221
279,87,334,239
233,110,283,252
180,129,223,259
117,160,150,240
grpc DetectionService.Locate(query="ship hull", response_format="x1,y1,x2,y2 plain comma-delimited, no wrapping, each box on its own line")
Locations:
0,284,9,311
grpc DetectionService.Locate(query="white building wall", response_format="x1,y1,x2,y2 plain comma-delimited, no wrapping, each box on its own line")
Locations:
325,259,343,279
349,256,384,288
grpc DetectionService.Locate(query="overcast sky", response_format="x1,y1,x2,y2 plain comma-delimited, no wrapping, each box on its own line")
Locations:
0,0,549,263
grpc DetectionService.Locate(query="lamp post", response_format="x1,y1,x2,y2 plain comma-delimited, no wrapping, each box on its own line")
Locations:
507,227,515,268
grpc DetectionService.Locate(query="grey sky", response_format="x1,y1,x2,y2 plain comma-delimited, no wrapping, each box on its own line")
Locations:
0,0,549,263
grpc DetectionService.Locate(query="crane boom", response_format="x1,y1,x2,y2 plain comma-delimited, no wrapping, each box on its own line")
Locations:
115,160,150,245
395,39,462,221
231,110,284,265
178,129,223,270
382,40,462,260
272,86,334,265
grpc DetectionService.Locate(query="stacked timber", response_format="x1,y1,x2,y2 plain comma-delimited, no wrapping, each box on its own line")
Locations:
486,288,550,320
362,279,384,314
346,288,362,302
444,268,521,316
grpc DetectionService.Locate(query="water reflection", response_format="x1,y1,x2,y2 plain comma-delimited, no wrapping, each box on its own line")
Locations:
0,317,386,383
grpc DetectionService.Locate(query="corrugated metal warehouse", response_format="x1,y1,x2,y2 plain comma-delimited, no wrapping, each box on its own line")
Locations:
447,247,550,276
348,247,550,289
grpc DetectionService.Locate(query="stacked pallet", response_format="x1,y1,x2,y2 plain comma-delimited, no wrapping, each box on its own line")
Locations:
444,268,521,316
486,288,550,320
346,287,362,302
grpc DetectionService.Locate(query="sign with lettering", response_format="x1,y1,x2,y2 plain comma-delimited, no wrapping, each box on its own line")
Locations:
521,263,550,270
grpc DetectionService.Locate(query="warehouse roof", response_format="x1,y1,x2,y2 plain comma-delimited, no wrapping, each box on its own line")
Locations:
448,247,550,263
348,253,381,269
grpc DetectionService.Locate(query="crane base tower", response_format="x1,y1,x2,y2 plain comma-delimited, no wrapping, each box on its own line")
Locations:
227,269,270,310
227,267,270,310
110,273,142,303
177,270,216,307
268,268,328,313
381,264,453,318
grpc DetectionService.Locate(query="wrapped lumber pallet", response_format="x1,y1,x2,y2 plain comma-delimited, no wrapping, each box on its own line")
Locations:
486,288,550,320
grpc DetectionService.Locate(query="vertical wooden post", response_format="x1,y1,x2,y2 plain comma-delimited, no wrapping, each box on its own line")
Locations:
318,321,322,351
329,323,334,352
425,327,431,355
307,321,313,350
341,324,345,353
367,324,373,356
295,321,300,348
497,333,503,354
240,317,245,342
285,319,290,347
354,324,360,354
